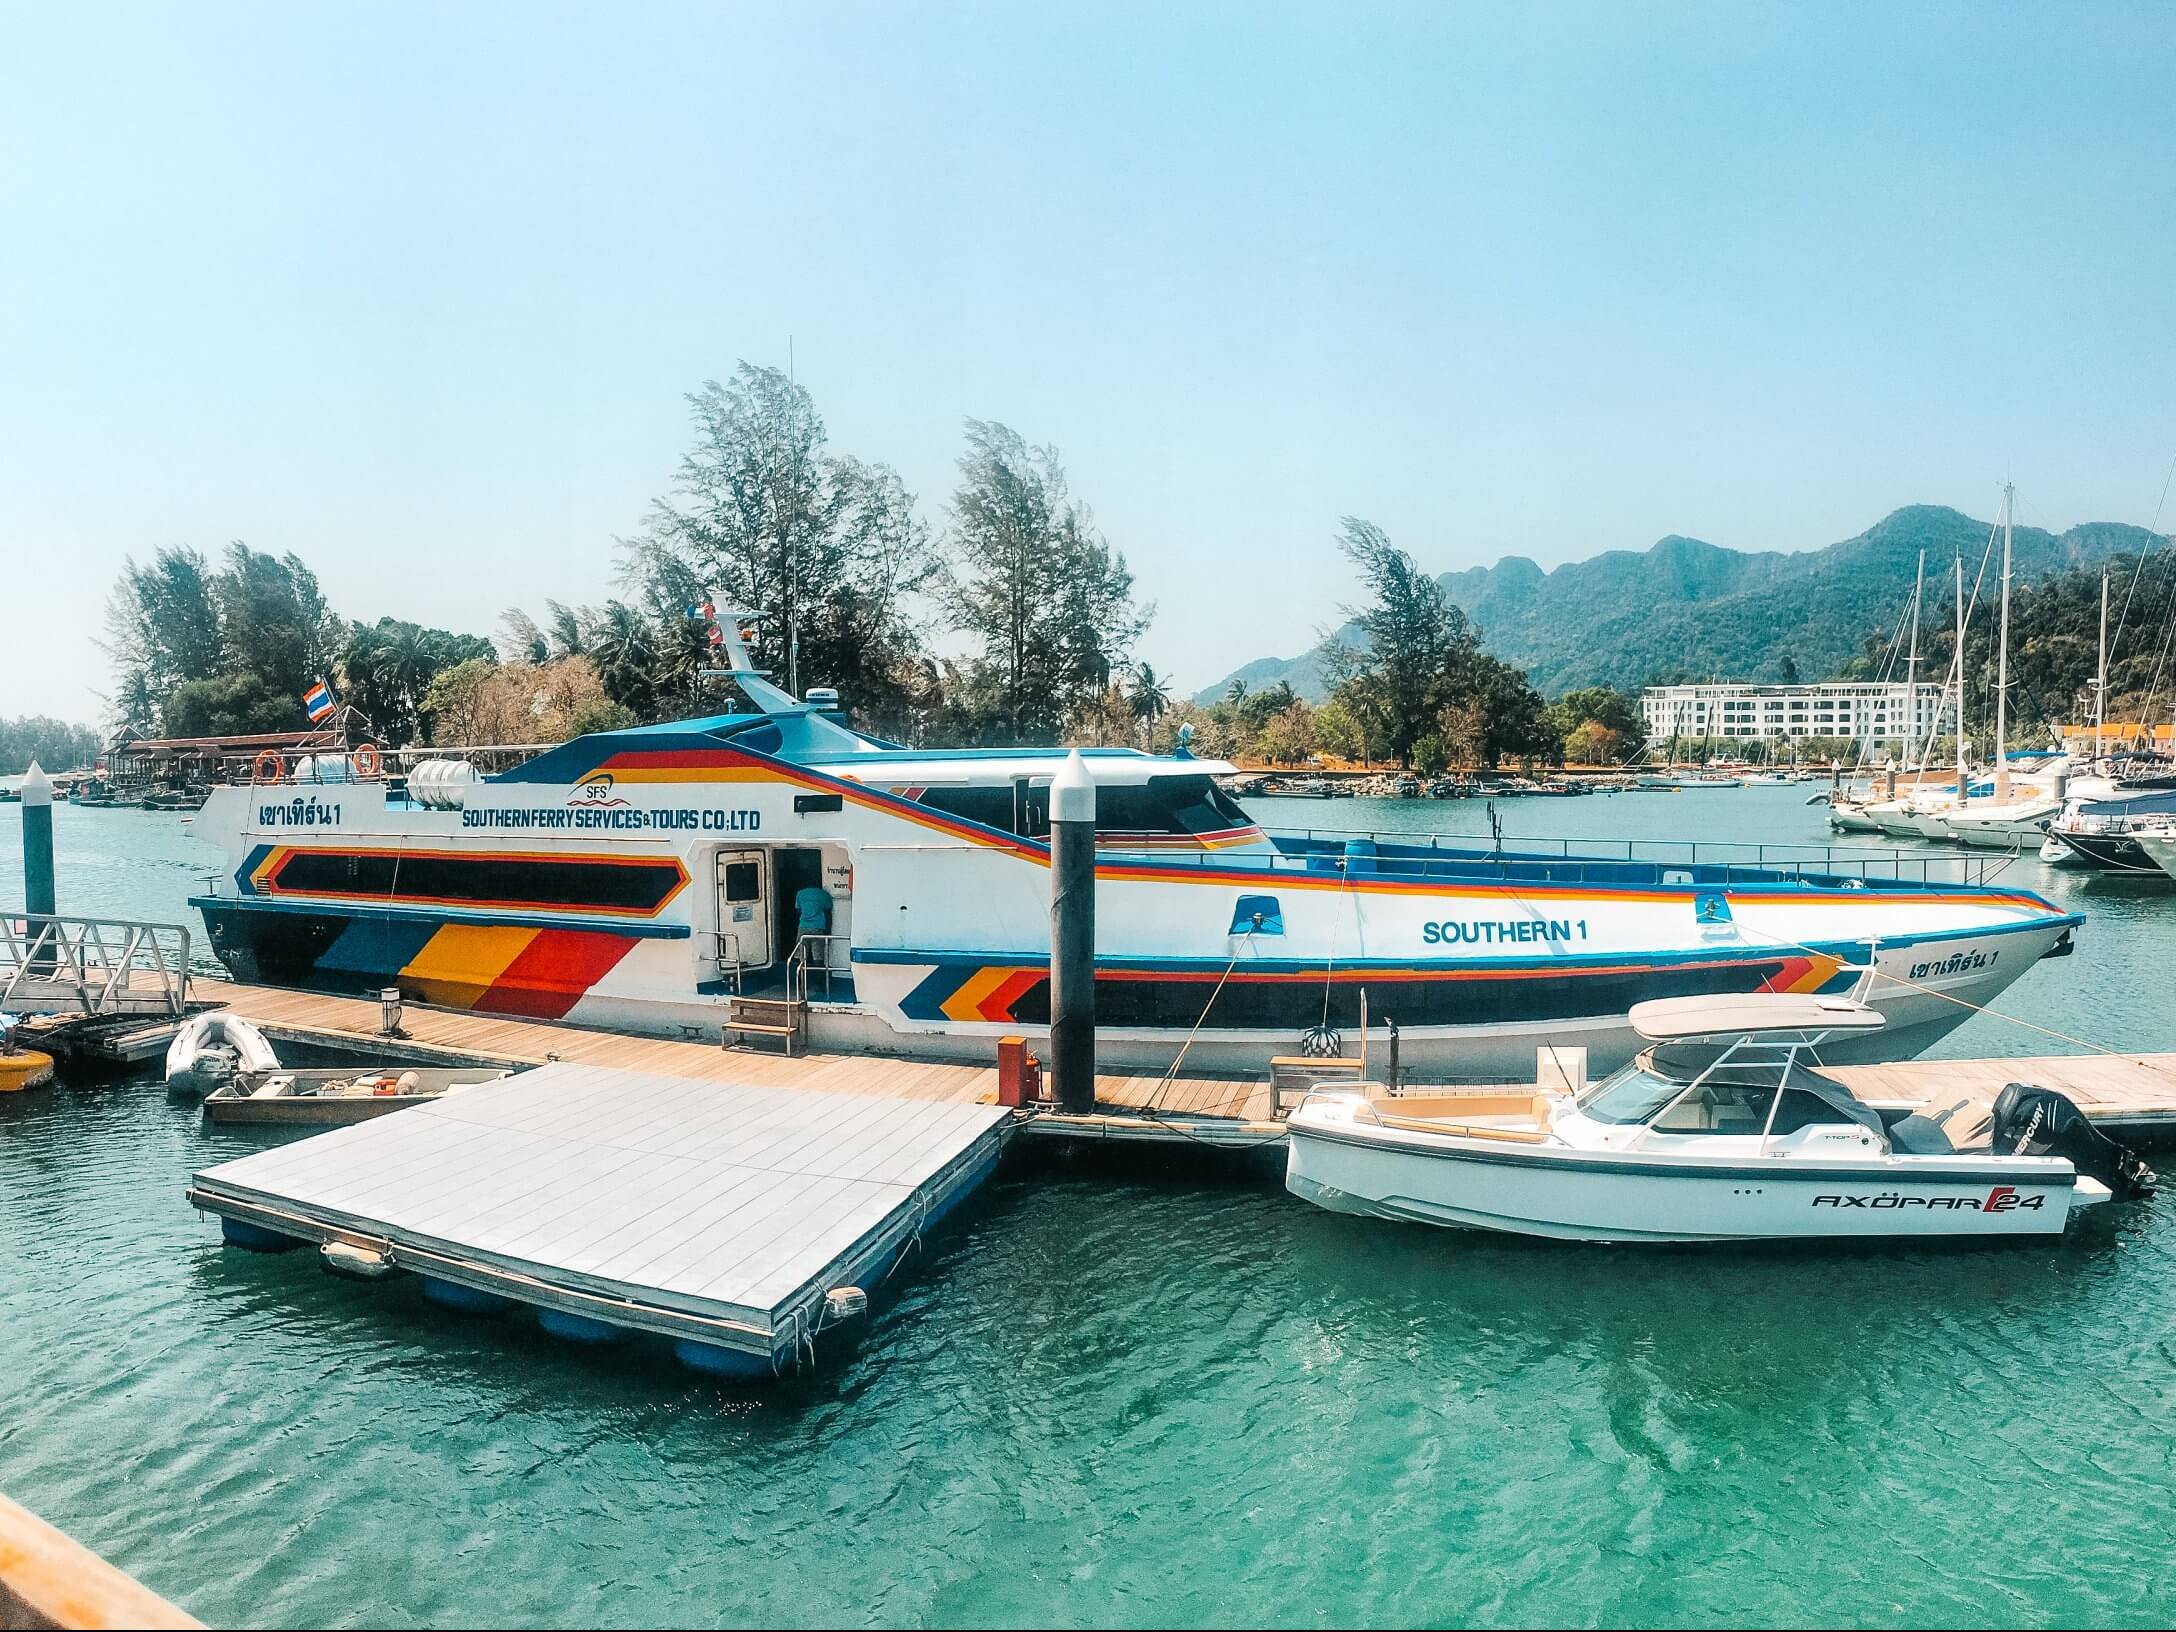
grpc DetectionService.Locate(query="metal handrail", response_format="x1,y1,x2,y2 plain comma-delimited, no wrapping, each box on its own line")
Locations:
0,912,193,1017
789,933,849,1002
1096,826,2015,890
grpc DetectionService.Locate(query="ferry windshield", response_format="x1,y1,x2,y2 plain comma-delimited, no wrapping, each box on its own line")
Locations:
915,774,1254,840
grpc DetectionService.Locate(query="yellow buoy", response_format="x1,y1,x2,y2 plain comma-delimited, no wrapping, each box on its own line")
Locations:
0,1048,56,1092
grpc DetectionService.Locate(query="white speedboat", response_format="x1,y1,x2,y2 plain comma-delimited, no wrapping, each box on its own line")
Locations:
1863,795,1960,841
1825,797,1883,833
1284,995,2155,1242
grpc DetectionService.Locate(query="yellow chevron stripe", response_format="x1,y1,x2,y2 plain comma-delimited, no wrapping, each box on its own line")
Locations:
400,923,539,1010
1786,954,1843,993
941,965,1018,1022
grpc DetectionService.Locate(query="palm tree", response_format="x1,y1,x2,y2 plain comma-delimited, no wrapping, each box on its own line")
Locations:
543,600,589,660
585,601,656,716
1223,678,1249,707
1128,663,1171,726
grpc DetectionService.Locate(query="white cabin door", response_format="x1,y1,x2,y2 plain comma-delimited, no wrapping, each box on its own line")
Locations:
714,849,773,973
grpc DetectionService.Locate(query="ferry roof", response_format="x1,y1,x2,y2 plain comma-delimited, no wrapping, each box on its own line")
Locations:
492,701,1232,787
810,748,1237,786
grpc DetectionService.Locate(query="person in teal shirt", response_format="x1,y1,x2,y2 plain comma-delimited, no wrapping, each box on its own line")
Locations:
794,883,832,945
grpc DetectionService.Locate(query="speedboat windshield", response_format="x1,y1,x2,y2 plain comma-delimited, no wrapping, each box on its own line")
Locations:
1575,1067,1686,1125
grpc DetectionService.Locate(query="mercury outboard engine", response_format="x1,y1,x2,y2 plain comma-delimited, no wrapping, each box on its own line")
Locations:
1990,1083,2158,1202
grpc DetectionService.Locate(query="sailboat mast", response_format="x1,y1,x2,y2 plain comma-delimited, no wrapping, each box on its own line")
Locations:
1994,482,2014,803
1908,550,1924,686
1954,551,1968,798
1907,549,1925,770
2095,566,2109,768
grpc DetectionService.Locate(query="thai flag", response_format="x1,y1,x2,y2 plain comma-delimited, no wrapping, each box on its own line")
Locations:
303,681,336,723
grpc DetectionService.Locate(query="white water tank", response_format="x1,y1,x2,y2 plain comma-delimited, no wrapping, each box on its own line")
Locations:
290,753,354,784
408,759,480,809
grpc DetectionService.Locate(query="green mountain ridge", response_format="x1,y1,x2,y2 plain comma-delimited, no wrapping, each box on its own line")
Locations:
1197,506,2163,702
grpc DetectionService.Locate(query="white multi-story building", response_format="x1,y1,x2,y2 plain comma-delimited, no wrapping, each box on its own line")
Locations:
1640,682,1950,747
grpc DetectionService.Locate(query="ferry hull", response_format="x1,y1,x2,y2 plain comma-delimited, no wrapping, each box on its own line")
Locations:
199,899,2069,1080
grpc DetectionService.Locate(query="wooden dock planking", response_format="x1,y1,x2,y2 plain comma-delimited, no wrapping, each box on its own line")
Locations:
158,979,2176,1146
1826,1053,2176,1137
177,977,1274,1122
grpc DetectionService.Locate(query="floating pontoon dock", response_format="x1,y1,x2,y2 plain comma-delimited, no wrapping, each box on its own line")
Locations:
188,1064,1011,1376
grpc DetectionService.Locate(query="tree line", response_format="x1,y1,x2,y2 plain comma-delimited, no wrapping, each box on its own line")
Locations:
0,716,102,776
510,369,1146,747
1139,522,1649,770
102,363,1153,751
96,360,1626,767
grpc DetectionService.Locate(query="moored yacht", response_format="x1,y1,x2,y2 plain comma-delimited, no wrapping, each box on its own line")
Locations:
185,628,2085,1080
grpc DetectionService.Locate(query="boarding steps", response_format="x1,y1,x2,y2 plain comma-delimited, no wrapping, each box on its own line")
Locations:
723,995,807,1056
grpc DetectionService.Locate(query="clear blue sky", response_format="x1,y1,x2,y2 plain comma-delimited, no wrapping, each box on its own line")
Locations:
4,1,2173,725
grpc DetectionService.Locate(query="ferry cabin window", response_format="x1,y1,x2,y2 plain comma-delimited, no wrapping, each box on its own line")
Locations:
916,774,1254,840
721,861,761,902
1093,777,1254,836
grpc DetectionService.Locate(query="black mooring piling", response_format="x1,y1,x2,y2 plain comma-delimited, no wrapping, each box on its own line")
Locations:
1049,750,1096,1114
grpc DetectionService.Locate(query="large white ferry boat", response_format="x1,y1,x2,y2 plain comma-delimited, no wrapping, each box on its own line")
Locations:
187,639,2082,1079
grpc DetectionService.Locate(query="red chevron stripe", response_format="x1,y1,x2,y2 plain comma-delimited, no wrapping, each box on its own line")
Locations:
476,929,640,1019
980,968,1046,1021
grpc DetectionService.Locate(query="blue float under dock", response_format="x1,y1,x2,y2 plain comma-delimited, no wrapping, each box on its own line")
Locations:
187,1063,1012,1376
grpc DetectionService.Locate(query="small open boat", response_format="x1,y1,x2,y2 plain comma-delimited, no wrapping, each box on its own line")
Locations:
203,1065,512,1125
1284,994,2156,1243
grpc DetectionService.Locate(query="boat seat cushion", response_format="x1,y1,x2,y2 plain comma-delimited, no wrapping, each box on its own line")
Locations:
1885,1113,1956,1155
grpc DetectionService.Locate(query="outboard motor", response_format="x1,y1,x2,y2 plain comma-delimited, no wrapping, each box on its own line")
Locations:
1990,1083,2157,1202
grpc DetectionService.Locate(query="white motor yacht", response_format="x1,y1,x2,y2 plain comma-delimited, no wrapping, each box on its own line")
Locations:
2132,821,2176,884
1284,994,2155,1243
1936,796,2064,849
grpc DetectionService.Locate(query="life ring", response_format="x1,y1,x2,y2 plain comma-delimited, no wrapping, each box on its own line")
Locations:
253,750,284,784
354,743,382,778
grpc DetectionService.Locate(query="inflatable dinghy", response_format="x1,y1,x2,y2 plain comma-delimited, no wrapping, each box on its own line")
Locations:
165,1010,280,1099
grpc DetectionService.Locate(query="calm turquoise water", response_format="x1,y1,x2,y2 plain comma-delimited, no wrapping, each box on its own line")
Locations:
3,790,2174,1627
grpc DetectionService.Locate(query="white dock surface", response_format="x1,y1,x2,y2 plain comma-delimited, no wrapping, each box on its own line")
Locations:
191,1064,1011,1348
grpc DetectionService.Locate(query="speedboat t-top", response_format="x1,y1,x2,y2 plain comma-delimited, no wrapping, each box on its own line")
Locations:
1284,994,2155,1241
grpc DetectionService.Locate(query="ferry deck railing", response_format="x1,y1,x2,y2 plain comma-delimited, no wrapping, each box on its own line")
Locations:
0,912,194,1017
1144,826,2025,890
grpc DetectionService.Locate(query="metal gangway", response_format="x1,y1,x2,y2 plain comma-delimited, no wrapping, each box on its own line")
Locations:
0,913,193,1018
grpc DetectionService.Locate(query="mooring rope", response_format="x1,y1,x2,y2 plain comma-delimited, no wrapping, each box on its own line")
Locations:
1144,927,1255,1111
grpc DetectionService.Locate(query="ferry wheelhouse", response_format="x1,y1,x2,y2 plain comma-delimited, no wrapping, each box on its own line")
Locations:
188,644,2082,1079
